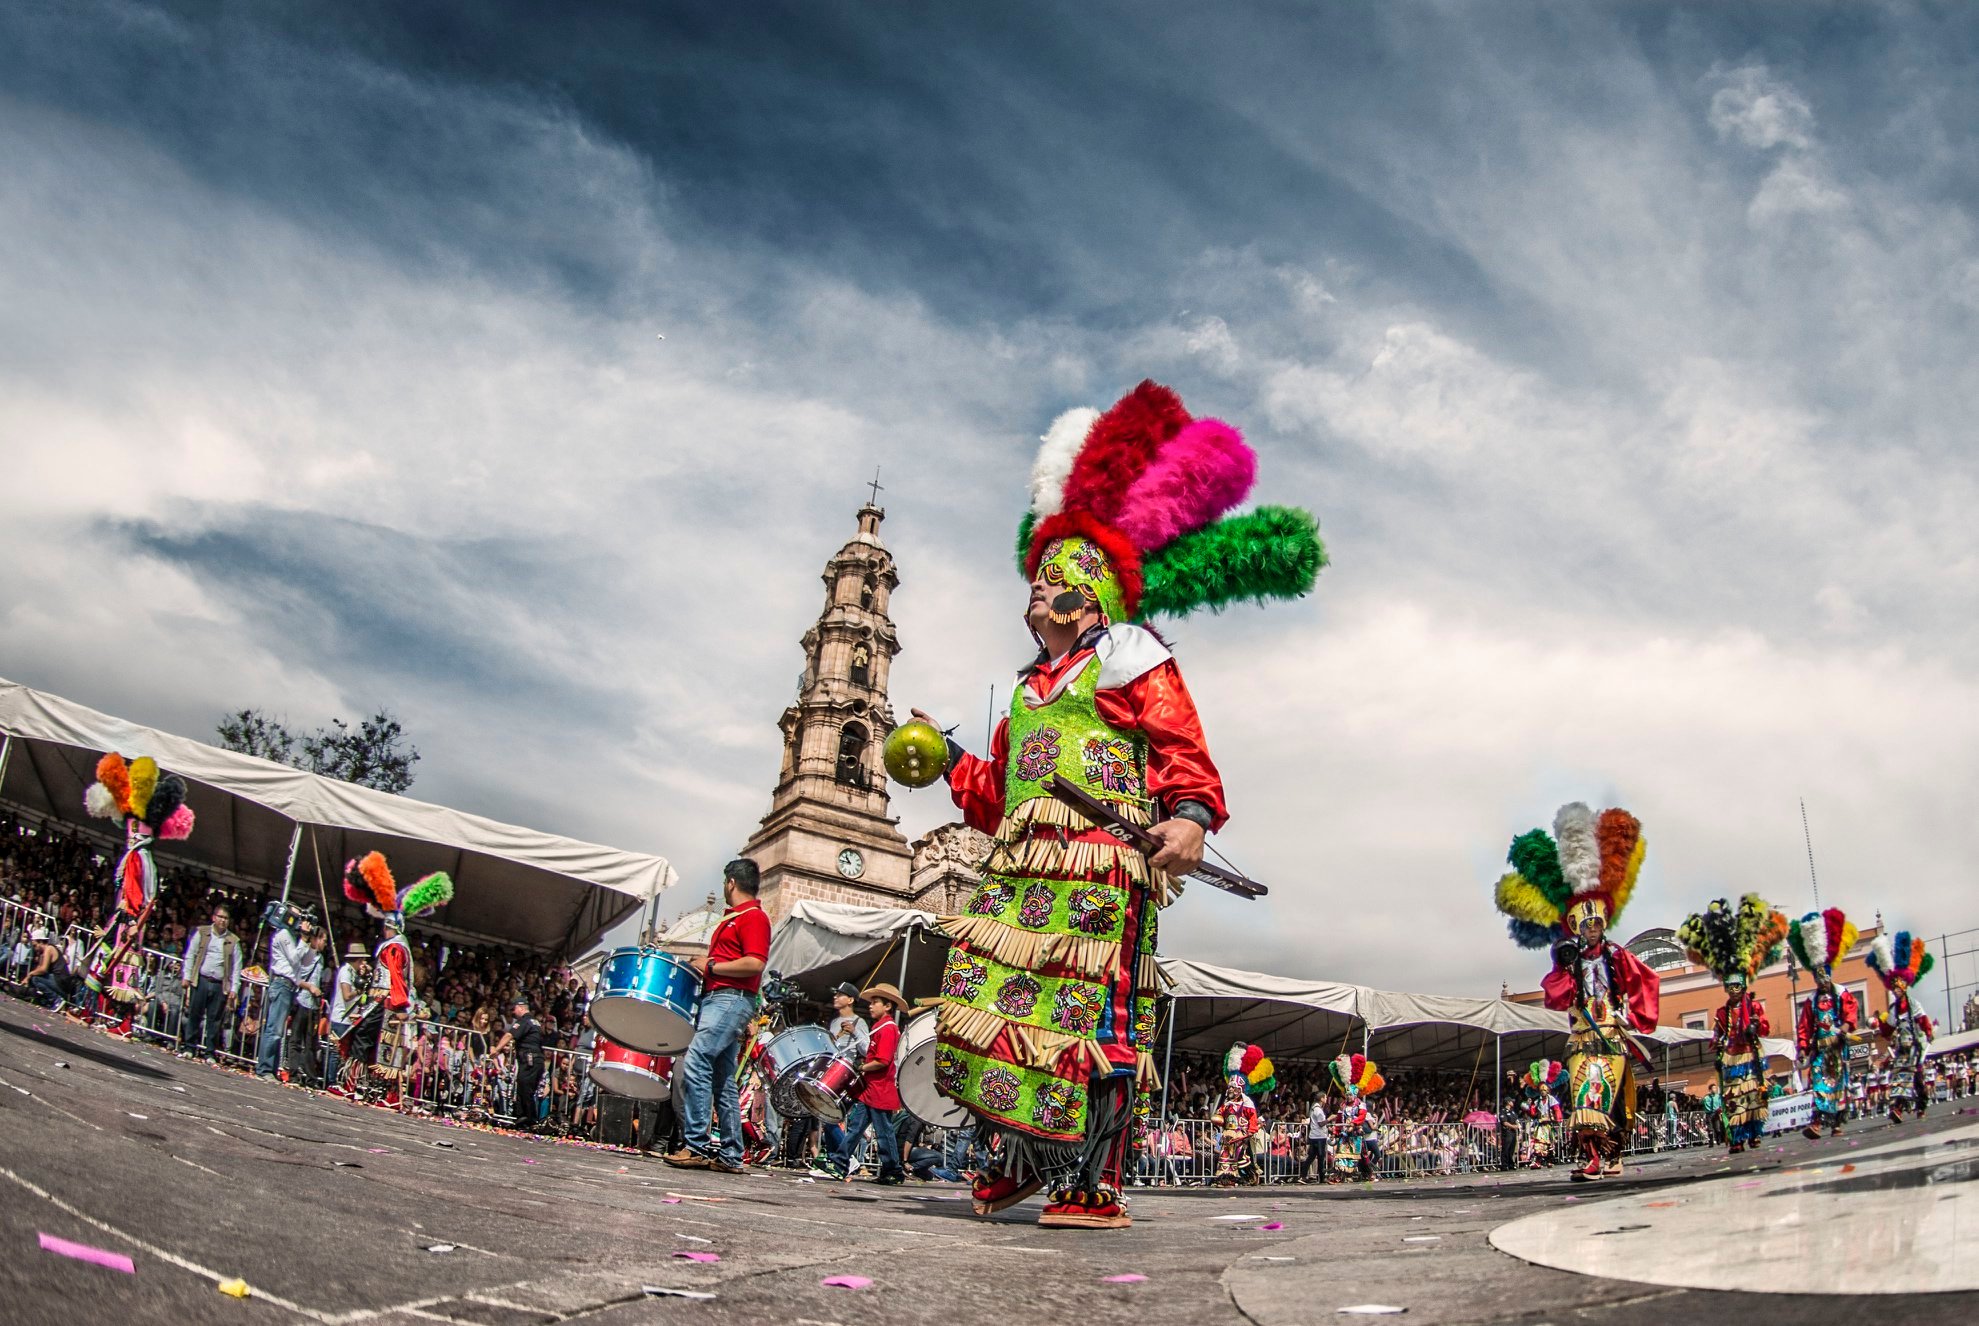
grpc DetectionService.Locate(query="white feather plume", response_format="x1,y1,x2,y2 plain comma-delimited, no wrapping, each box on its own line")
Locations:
84,782,121,820
1868,933,1894,979
1029,407,1098,517
1552,802,1602,898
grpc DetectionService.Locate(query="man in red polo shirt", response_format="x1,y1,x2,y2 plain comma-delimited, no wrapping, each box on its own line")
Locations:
820,983,909,1185
665,859,771,1174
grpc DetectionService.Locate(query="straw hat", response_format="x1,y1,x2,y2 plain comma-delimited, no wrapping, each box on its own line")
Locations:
860,982,908,1011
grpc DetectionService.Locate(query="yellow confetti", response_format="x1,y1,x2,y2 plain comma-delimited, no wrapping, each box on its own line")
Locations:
217,1278,252,1299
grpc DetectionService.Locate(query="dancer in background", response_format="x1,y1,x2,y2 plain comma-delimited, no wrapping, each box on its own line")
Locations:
1790,908,1859,1140
1868,930,1937,1124
79,752,196,1007
1677,895,1788,1156
1493,803,1660,1181
915,380,1324,1229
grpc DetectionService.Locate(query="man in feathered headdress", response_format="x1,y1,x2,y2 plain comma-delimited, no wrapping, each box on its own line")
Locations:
1790,908,1859,1140
79,753,196,1010
340,852,452,1099
1868,928,1937,1124
1677,895,1787,1155
1494,803,1660,1181
1209,1043,1275,1186
1326,1054,1385,1183
911,381,1324,1230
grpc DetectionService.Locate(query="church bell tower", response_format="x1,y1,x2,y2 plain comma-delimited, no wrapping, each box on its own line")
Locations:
741,496,915,920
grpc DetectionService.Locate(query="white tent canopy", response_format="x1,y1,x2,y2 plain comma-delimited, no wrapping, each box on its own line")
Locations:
0,678,675,954
1928,1025,1979,1059
766,900,944,999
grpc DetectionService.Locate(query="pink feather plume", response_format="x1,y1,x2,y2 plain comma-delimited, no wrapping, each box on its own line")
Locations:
1113,417,1255,552
158,804,196,841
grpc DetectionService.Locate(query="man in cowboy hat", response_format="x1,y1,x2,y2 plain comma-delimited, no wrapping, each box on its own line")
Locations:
819,984,909,1185
324,940,372,1093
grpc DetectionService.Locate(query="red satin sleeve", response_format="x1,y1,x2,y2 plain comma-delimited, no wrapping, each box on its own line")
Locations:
1540,965,1577,1011
944,718,1009,836
1095,660,1229,830
382,946,410,1012
1753,999,1770,1040
1611,945,1660,1032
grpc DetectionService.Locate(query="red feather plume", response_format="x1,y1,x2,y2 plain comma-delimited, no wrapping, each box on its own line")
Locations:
1823,909,1846,968
1059,380,1190,528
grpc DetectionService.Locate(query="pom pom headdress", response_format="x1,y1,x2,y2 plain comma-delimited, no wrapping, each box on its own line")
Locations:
1224,1043,1277,1099
1015,381,1326,623
1328,1053,1384,1098
1492,802,1644,949
85,751,196,841
1786,908,1857,980
1677,894,1789,987
343,851,453,929
1867,929,1934,991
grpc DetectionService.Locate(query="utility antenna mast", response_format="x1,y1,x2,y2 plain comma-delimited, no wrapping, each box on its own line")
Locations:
1799,797,1821,909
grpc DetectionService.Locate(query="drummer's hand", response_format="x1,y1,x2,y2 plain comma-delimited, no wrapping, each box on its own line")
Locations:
691,956,709,978
1147,818,1205,875
910,707,940,728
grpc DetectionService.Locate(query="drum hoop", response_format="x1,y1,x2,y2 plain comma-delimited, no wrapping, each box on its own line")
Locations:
591,1061,667,1084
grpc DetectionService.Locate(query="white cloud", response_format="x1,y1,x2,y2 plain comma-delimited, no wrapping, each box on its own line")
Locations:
1708,64,1818,151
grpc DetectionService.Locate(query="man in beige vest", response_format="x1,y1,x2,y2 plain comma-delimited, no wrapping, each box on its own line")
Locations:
179,902,242,1060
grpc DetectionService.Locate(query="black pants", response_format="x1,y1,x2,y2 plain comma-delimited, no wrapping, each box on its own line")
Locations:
634,1097,674,1152
1498,1125,1519,1171
1299,1137,1326,1178
515,1059,544,1129
184,977,227,1057
287,1004,322,1086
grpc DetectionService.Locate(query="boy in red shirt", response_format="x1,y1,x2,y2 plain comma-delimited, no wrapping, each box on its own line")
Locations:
665,860,771,1174
821,984,909,1185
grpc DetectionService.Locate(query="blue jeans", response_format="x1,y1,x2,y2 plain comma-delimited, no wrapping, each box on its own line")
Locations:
324,1020,350,1087
834,1103,903,1181
257,977,296,1076
678,988,752,1165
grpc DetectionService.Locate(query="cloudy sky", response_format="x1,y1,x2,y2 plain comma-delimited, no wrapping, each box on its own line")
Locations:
3,1,1975,1010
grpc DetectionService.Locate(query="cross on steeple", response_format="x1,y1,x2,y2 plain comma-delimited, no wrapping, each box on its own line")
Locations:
865,466,884,508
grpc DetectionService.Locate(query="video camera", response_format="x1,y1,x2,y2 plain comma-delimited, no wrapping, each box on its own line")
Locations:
261,899,319,937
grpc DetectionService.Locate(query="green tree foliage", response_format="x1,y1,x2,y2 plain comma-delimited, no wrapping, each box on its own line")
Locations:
216,707,421,794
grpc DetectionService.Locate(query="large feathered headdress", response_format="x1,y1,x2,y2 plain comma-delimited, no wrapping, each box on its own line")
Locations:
84,752,196,841
1224,1043,1277,1099
1677,894,1789,987
1786,908,1857,980
1329,1053,1384,1099
343,851,453,929
1492,802,1645,949
1015,381,1326,623
1867,929,1934,991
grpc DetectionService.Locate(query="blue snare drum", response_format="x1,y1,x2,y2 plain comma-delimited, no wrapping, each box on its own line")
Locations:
591,947,701,1054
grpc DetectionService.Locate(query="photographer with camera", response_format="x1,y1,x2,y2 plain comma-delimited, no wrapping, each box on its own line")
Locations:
256,902,317,1080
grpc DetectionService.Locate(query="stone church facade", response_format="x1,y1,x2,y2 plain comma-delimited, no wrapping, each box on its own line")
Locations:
740,501,985,921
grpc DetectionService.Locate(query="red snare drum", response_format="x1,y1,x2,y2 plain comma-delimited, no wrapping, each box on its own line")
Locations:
589,1035,673,1101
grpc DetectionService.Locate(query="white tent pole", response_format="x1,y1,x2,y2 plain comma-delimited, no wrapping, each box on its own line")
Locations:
1494,1036,1501,1118
0,732,13,792
896,925,913,993
278,823,303,905
1157,1003,1176,1132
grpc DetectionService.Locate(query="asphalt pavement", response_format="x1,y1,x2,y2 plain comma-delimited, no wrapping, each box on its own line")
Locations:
2,997,1973,1325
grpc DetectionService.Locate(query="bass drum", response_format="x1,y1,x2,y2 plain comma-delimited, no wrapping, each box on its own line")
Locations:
895,1009,969,1128
589,1035,673,1102
590,947,701,1054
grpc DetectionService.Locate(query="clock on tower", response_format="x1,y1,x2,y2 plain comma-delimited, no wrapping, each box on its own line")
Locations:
837,847,865,879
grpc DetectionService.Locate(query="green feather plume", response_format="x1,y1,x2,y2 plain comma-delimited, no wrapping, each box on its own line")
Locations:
1136,505,1325,619
1507,830,1570,908
1918,950,1936,980
1015,510,1038,574
1787,917,1817,973
401,872,453,921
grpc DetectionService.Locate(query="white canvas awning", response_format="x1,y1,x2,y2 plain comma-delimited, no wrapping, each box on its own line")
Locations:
767,900,945,1000
1928,1025,1979,1059
0,677,675,954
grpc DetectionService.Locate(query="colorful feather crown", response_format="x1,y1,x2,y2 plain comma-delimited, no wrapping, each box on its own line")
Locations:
84,752,196,841
1013,380,1326,621
1786,907,1857,978
342,851,453,925
1224,1042,1277,1099
1329,1053,1384,1097
1491,802,1645,949
1867,929,1934,990
1525,1060,1565,1091
1677,894,1789,985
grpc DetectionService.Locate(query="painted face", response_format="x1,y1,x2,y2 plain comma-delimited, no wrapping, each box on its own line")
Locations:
1033,536,1126,626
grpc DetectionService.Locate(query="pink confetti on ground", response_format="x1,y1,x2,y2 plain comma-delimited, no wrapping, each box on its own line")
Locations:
367,1148,390,1154
821,1275,874,1289
523,1158,538,1165
1733,1181,1762,1189
1257,1223,1285,1231
660,1198,682,1205
1562,1196,1579,1202
1102,1274,1148,1283
672,1251,720,1263
38,1233,135,1274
